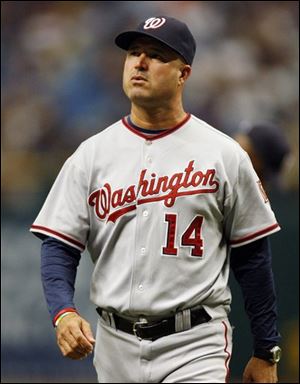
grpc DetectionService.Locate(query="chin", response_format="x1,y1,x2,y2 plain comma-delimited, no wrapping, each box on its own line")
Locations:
128,91,153,104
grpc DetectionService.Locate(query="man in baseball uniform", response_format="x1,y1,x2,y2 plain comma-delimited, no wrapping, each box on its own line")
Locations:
31,16,282,383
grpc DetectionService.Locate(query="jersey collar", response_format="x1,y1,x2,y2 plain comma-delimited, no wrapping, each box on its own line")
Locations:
122,113,191,140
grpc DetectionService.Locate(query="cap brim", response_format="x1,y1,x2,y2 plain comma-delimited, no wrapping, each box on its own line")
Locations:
115,31,186,63
115,31,148,50
115,31,171,50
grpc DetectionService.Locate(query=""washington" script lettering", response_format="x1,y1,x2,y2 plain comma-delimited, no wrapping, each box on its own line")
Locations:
88,160,219,223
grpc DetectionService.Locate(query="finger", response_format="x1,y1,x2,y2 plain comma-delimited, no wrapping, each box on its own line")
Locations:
58,329,89,357
81,320,96,344
64,330,91,355
69,328,94,353
58,337,84,360
57,336,68,357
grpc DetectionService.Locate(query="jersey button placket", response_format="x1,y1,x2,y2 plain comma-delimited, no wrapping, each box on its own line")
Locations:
133,139,153,300
138,198,150,292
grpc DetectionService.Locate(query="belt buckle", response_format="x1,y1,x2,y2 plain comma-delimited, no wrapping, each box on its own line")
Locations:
133,317,148,341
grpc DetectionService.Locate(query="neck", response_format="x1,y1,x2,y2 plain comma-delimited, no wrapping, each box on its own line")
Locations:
130,103,187,130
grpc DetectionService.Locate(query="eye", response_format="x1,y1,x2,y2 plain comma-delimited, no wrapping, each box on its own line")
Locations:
150,53,164,61
128,50,140,57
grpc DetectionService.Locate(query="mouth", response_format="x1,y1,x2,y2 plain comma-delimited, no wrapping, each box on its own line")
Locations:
131,75,147,82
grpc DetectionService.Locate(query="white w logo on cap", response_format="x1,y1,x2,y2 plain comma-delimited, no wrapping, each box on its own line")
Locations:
144,17,166,29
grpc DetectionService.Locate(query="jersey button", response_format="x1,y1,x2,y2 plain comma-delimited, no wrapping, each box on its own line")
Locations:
138,284,144,291
147,157,152,164
145,140,152,146
143,210,149,217
141,247,146,254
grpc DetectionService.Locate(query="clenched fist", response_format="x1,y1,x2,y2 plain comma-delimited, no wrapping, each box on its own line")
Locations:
56,312,96,360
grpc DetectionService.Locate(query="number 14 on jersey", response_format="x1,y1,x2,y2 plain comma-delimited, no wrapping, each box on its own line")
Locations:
162,214,204,257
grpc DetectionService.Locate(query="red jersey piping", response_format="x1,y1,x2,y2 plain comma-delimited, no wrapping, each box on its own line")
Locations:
222,321,231,383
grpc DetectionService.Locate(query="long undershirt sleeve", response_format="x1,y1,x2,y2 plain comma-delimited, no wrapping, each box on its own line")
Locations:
230,236,281,352
41,236,81,324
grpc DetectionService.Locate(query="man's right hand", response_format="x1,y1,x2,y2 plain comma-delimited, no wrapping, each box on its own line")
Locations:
56,312,96,360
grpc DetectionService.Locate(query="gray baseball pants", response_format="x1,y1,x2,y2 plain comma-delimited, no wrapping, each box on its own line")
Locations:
93,314,232,383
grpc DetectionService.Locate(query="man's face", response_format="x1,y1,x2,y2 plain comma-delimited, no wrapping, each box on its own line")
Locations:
122,36,189,107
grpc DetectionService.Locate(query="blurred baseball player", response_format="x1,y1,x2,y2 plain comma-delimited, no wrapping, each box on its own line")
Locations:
234,121,291,192
31,16,282,383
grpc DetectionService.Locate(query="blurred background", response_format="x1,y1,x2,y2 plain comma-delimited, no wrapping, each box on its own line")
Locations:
1,1,299,382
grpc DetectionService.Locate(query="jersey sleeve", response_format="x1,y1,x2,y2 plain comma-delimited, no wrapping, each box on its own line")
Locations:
30,149,89,252
224,153,280,248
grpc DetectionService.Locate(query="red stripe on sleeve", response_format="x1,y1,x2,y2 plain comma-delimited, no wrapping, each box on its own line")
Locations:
31,225,85,251
230,223,280,246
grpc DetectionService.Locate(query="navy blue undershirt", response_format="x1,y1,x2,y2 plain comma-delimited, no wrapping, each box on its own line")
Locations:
41,236,80,320
230,237,281,350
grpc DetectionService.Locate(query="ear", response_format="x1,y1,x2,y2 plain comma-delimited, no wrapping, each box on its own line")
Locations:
178,65,192,85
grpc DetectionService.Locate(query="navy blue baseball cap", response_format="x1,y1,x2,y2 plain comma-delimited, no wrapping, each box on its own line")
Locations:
115,16,196,65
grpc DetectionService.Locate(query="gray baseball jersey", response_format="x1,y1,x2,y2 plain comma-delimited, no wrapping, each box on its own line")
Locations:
31,114,280,320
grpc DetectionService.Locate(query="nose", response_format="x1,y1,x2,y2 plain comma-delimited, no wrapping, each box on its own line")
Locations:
134,52,148,70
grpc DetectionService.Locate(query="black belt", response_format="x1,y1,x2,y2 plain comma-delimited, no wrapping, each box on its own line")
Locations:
96,307,211,341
